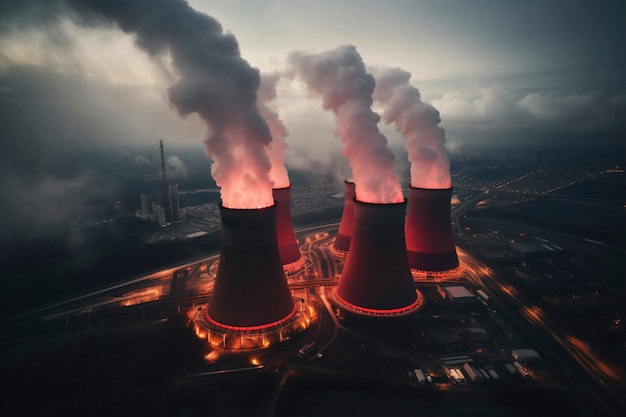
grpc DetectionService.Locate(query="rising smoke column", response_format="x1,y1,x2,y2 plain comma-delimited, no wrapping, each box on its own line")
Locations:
66,0,274,208
258,72,290,188
289,45,403,204
373,67,451,189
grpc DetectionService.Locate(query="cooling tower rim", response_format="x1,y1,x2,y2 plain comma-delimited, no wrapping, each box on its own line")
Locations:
409,186,453,191
272,184,292,191
344,178,355,185
353,197,407,207
219,202,276,211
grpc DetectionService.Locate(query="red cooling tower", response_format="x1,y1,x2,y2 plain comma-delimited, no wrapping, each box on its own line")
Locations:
333,179,356,252
335,199,419,313
405,187,459,272
207,204,295,328
272,186,302,265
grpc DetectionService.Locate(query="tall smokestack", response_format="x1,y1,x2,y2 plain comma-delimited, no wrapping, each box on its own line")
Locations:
207,204,295,328
405,187,459,272
159,139,172,221
336,199,421,315
272,186,301,266
159,140,167,184
333,179,356,253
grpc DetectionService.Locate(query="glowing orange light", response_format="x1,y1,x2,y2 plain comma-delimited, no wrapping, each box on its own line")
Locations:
204,305,298,332
334,289,424,316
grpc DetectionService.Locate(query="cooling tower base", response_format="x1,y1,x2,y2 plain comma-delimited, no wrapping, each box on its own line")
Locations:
332,233,351,253
193,298,313,351
329,246,348,261
410,265,463,281
283,255,308,277
333,288,425,317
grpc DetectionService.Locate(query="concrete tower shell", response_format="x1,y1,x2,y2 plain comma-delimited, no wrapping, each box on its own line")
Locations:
333,179,356,252
207,204,295,328
336,199,418,312
272,186,302,265
405,187,459,272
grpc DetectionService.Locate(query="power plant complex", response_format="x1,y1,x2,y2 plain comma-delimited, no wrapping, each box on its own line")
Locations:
190,176,459,350
136,140,180,227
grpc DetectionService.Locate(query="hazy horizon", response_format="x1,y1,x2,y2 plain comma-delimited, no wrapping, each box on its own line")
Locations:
1,0,624,239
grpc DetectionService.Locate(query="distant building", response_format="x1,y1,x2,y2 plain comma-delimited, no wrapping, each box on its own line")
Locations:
140,193,152,215
135,184,180,226
463,362,483,382
153,204,166,227
476,289,489,302
135,140,180,226
168,184,180,220
511,348,542,362
437,285,477,304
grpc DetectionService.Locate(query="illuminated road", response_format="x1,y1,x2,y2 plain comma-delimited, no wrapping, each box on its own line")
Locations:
458,248,626,416
450,190,491,236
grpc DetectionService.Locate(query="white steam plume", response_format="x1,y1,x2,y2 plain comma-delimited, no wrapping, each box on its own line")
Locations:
65,0,275,208
372,66,451,189
288,45,403,204
166,155,187,177
258,71,290,189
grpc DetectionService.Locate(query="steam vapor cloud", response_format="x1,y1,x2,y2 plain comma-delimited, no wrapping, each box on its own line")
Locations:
167,155,187,177
258,72,291,189
62,0,276,209
373,66,451,189
289,45,403,204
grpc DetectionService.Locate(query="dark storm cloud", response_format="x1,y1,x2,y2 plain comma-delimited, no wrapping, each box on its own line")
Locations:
0,0,65,31
2,0,277,209
0,65,102,177
430,83,626,146
64,0,276,208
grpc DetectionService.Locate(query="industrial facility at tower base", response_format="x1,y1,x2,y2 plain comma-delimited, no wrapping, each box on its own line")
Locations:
410,265,464,281
333,287,425,317
188,185,466,351
191,290,316,351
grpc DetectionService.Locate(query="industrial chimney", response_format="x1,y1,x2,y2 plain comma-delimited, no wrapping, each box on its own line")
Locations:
405,187,459,272
335,199,421,315
207,204,296,328
333,179,356,254
159,139,172,222
272,186,302,266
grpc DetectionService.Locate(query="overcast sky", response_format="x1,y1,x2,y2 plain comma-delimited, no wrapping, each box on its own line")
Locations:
0,0,624,237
